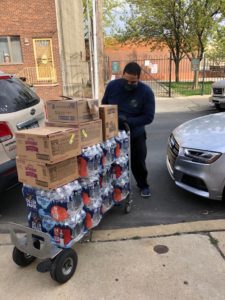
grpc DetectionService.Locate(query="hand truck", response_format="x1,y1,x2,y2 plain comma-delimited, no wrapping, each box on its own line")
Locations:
9,128,133,284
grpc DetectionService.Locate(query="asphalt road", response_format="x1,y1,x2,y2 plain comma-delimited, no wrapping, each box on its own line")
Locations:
1,96,225,232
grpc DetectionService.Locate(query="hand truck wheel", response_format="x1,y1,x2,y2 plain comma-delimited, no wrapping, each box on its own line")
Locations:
12,246,36,267
50,248,78,284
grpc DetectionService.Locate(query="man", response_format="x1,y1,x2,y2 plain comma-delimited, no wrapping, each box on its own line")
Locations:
102,62,155,197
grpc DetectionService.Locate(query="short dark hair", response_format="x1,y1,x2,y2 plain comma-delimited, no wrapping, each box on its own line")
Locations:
123,62,141,78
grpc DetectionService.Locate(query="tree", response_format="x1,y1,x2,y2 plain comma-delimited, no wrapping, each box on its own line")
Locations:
82,0,123,36
206,26,225,64
117,0,225,84
181,0,225,88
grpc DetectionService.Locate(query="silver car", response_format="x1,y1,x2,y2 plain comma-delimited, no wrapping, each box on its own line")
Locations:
209,80,225,111
166,112,225,201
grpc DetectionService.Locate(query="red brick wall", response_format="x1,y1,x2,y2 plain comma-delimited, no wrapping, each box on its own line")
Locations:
105,43,194,82
0,0,62,100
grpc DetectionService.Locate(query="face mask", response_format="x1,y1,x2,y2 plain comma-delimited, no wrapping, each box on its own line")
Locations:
123,79,138,92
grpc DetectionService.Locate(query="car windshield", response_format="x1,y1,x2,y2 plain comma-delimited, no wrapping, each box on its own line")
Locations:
0,77,40,114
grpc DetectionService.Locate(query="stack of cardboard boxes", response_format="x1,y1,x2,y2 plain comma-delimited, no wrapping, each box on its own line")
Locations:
16,98,118,190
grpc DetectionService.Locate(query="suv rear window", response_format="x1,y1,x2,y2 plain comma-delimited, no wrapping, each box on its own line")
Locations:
0,77,40,114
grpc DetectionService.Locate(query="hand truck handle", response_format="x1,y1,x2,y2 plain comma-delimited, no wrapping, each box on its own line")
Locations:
123,122,130,133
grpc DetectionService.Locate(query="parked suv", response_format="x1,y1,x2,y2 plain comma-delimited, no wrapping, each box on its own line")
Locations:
209,80,225,110
0,72,45,192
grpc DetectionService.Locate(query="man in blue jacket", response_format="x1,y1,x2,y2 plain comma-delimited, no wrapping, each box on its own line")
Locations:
102,62,155,197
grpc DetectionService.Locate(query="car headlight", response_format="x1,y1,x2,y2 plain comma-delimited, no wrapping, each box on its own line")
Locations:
183,148,221,164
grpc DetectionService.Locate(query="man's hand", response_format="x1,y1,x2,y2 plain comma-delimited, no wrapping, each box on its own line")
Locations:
118,114,128,130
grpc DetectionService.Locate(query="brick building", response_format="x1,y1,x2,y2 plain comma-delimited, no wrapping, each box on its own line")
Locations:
0,0,89,100
105,42,194,82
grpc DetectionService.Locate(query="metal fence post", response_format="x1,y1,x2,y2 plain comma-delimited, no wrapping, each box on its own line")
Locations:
169,52,172,97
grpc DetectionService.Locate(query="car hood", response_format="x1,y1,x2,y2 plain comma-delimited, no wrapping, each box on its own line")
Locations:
173,112,225,152
212,80,225,88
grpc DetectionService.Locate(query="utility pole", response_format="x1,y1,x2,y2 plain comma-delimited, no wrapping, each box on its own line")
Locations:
91,0,105,101
92,0,99,99
95,0,105,100
86,0,95,98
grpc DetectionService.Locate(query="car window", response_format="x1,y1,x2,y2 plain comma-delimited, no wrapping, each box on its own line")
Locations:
0,78,40,114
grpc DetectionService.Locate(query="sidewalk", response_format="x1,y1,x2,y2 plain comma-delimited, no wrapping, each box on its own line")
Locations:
156,94,213,113
1,220,225,300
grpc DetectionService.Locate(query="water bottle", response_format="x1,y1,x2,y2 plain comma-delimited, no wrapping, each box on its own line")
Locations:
38,210,56,233
101,139,115,167
113,174,130,203
92,207,102,227
79,146,98,177
67,180,83,212
96,144,104,172
108,138,117,162
50,187,69,222
71,209,86,240
121,130,129,155
100,166,112,189
36,188,53,211
79,178,93,207
92,175,101,201
101,186,114,214
112,156,129,180
114,135,122,158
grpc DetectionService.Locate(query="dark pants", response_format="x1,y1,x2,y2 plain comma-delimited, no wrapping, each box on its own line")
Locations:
130,132,149,189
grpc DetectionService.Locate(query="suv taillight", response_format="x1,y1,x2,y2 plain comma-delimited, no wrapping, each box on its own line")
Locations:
0,75,11,80
0,122,13,142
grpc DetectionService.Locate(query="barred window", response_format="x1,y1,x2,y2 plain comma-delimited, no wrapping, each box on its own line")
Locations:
0,36,23,64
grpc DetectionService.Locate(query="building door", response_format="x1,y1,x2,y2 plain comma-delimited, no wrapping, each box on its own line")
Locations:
33,38,56,82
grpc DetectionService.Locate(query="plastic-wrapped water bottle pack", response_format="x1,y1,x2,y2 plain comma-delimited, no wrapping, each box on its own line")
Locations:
40,209,86,248
101,186,114,214
23,181,87,247
22,131,130,248
78,144,105,177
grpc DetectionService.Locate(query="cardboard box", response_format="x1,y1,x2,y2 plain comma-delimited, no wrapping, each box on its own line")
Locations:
46,119,103,149
99,105,118,140
16,127,80,163
79,119,103,148
46,98,99,124
16,157,79,189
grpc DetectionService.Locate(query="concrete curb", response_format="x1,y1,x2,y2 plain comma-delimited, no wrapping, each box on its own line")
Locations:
1,219,225,246
91,219,225,242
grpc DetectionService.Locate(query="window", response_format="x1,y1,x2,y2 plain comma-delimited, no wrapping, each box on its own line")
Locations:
33,38,57,82
0,77,40,114
0,36,23,64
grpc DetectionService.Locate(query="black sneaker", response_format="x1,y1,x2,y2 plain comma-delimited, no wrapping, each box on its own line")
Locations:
141,187,151,197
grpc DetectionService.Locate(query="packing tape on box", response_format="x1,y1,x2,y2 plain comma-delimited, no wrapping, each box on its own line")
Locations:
82,129,88,138
69,133,75,145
